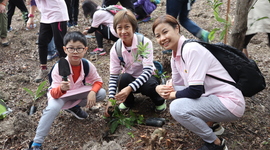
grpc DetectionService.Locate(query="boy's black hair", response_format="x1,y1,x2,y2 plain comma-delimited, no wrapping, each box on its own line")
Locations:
82,0,98,18
63,31,87,47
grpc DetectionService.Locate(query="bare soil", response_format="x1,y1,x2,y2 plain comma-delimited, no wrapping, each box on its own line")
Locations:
0,0,270,150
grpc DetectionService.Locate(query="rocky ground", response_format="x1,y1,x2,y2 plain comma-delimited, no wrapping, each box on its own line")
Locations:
0,0,270,150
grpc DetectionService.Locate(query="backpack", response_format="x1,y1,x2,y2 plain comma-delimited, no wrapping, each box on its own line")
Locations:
115,33,166,84
100,5,126,15
48,58,90,85
181,39,266,97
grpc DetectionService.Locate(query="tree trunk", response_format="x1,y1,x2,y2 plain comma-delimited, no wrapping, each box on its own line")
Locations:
229,0,255,50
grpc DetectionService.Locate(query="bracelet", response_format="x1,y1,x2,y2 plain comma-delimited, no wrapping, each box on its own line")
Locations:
28,14,34,18
0,2,6,6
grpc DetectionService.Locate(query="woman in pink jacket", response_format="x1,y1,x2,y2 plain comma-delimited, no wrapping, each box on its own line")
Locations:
104,10,166,117
153,15,245,150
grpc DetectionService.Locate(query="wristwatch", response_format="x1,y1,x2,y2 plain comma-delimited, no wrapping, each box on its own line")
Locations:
28,14,34,18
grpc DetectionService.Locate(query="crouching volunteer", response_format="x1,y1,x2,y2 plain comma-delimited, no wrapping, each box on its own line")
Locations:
27,31,106,150
152,14,245,150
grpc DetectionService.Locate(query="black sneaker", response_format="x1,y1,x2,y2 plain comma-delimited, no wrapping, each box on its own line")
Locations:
210,122,225,135
28,141,42,150
65,106,88,119
197,138,228,150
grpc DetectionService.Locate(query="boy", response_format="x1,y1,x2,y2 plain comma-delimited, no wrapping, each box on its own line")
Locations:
28,31,106,150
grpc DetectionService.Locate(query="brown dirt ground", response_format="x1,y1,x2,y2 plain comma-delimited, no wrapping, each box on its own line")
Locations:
0,0,270,150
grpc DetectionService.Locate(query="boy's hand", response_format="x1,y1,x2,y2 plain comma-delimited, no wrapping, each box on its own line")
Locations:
115,86,132,103
60,81,70,92
86,91,96,108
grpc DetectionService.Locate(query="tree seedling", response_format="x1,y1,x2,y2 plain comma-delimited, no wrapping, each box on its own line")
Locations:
107,99,144,134
132,42,150,62
154,70,169,85
23,81,48,115
207,0,231,41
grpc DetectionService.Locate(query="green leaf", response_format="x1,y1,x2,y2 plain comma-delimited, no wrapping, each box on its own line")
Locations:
134,42,150,62
35,81,47,96
257,16,269,21
214,2,223,9
209,29,219,41
216,17,226,23
23,88,34,97
23,81,48,103
220,30,226,40
36,91,47,100
128,132,134,138
109,99,117,106
137,115,144,124
110,120,119,134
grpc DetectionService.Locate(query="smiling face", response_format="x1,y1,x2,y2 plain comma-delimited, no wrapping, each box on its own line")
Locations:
63,40,88,66
154,23,180,51
116,19,134,47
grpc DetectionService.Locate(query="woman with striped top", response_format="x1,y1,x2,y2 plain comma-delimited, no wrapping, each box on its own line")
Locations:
104,9,165,117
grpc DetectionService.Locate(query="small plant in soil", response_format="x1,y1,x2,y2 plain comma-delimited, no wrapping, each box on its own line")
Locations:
133,42,150,62
154,70,169,85
23,81,48,115
107,99,144,134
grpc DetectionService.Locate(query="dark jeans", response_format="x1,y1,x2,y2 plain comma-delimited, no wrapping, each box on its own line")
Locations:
103,0,135,13
118,73,165,108
65,0,79,23
166,0,201,36
7,0,28,30
95,25,118,48
38,22,67,64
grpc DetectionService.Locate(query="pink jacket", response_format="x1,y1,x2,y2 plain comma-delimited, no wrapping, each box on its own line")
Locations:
109,33,155,78
172,36,245,117
47,58,103,109
34,0,69,23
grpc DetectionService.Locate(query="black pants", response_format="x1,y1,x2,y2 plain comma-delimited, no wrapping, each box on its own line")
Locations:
65,0,79,24
118,73,165,108
102,0,135,13
7,0,28,30
134,5,147,20
243,33,270,49
38,22,67,64
95,25,118,48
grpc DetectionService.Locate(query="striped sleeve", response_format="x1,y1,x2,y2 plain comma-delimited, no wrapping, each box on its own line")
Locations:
128,66,152,91
108,74,119,99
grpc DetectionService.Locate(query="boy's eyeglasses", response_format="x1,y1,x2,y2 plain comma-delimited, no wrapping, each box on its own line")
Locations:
66,47,85,53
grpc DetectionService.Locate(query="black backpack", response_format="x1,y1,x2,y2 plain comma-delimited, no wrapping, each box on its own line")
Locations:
115,33,166,84
48,58,90,85
181,39,266,97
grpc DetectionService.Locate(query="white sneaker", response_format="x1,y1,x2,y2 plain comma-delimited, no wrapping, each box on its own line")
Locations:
211,122,225,135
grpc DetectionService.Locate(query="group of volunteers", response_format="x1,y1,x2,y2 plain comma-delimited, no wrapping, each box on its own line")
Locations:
0,0,253,150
